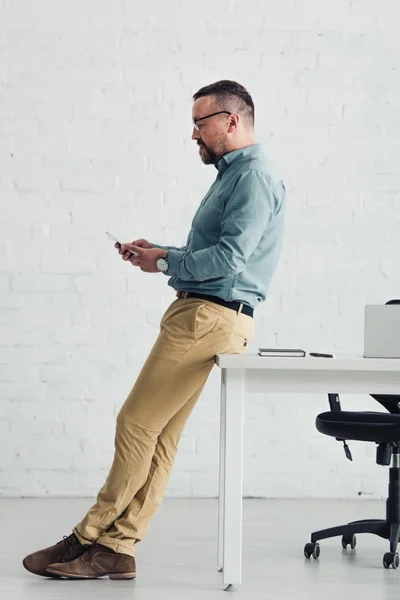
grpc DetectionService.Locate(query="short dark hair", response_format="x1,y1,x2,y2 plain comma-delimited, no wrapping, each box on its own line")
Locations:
193,80,255,130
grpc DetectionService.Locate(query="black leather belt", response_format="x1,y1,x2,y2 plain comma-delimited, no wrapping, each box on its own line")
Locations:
178,292,254,318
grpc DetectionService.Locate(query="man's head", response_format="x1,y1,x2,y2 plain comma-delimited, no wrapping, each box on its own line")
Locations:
192,80,255,167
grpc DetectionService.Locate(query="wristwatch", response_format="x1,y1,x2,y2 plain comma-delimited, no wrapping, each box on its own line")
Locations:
156,256,169,273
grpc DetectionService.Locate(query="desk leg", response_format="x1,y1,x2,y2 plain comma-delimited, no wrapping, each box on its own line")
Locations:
221,367,244,591
217,368,227,573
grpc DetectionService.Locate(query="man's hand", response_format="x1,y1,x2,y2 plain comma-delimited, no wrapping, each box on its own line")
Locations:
117,243,168,273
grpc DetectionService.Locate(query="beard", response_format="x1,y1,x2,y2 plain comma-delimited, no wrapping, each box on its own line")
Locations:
198,142,222,166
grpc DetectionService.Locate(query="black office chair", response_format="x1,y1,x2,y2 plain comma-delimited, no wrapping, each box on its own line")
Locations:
304,299,400,570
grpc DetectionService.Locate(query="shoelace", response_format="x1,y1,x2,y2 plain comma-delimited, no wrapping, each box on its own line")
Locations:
63,534,79,559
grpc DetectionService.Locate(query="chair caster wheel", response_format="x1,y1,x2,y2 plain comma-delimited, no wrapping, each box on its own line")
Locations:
304,542,320,559
383,552,399,569
341,534,356,549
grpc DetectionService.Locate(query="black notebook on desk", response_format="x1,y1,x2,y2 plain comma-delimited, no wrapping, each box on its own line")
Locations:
258,348,306,357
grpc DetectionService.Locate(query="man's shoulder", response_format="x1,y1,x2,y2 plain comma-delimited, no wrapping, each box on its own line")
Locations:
233,158,283,189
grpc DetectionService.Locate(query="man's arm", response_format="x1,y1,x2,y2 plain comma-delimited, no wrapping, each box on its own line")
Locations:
164,170,277,281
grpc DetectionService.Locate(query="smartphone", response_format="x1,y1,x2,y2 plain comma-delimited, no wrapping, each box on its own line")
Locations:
105,231,139,256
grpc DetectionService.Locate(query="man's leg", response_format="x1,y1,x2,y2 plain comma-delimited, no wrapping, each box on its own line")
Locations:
73,298,254,557
94,370,210,555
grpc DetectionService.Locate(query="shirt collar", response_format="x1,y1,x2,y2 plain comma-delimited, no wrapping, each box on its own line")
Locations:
216,143,264,175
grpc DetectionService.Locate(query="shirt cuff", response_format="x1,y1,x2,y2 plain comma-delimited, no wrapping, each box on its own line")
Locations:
165,248,184,277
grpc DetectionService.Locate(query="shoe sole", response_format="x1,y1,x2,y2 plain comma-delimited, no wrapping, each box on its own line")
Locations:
46,567,136,579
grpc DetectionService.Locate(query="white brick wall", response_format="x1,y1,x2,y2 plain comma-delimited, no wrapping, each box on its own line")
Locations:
1,0,400,499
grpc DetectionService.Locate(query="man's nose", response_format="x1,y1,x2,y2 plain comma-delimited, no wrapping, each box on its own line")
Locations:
192,127,200,140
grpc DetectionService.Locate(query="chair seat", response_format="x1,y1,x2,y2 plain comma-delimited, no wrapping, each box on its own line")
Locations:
316,411,400,443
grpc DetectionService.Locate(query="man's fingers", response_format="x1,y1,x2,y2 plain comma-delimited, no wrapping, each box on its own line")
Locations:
119,244,138,260
115,243,140,265
119,243,134,255
121,243,139,253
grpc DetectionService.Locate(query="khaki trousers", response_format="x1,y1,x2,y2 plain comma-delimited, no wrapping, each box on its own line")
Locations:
73,293,254,557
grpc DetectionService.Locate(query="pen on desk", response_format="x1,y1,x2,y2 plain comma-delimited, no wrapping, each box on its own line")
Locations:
309,352,335,358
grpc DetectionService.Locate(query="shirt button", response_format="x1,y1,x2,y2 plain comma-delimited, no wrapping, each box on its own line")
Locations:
173,273,177,276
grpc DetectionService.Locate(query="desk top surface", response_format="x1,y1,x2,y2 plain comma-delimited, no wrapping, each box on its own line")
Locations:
215,353,400,371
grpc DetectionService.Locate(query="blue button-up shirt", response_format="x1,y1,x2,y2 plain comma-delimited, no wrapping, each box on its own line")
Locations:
152,143,285,309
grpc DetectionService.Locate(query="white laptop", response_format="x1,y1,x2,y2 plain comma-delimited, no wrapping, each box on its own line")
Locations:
364,303,400,358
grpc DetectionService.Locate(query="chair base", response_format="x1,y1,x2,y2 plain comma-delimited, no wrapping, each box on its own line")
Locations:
311,519,400,553
309,466,400,555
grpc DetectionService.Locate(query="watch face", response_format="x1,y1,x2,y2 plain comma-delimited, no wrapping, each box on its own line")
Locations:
158,258,168,271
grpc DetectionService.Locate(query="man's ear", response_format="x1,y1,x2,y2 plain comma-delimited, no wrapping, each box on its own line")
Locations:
227,113,239,132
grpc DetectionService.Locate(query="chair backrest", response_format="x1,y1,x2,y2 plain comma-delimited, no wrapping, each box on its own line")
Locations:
370,394,400,414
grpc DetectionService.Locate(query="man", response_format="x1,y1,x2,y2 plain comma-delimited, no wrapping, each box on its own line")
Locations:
23,80,285,580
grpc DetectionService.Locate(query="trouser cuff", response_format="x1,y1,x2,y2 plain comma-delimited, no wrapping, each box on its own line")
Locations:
96,535,135,558
73,526,95,546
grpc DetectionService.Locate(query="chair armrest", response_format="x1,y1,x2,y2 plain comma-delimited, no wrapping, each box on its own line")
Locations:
328,393,342,412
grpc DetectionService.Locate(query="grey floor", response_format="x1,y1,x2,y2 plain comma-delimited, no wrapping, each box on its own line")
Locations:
1,497,399,599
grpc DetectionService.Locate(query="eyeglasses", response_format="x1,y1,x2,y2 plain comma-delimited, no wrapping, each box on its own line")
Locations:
192,111,231,131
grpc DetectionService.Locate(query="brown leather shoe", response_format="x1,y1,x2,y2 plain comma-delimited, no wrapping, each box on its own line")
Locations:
23,533,88,577
46,543,136,580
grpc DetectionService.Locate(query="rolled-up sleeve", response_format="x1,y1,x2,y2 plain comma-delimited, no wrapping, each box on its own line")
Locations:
150,243,187,252
165,170,276,281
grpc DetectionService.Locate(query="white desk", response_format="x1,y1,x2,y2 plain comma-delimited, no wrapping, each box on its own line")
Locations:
214,353,400,590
